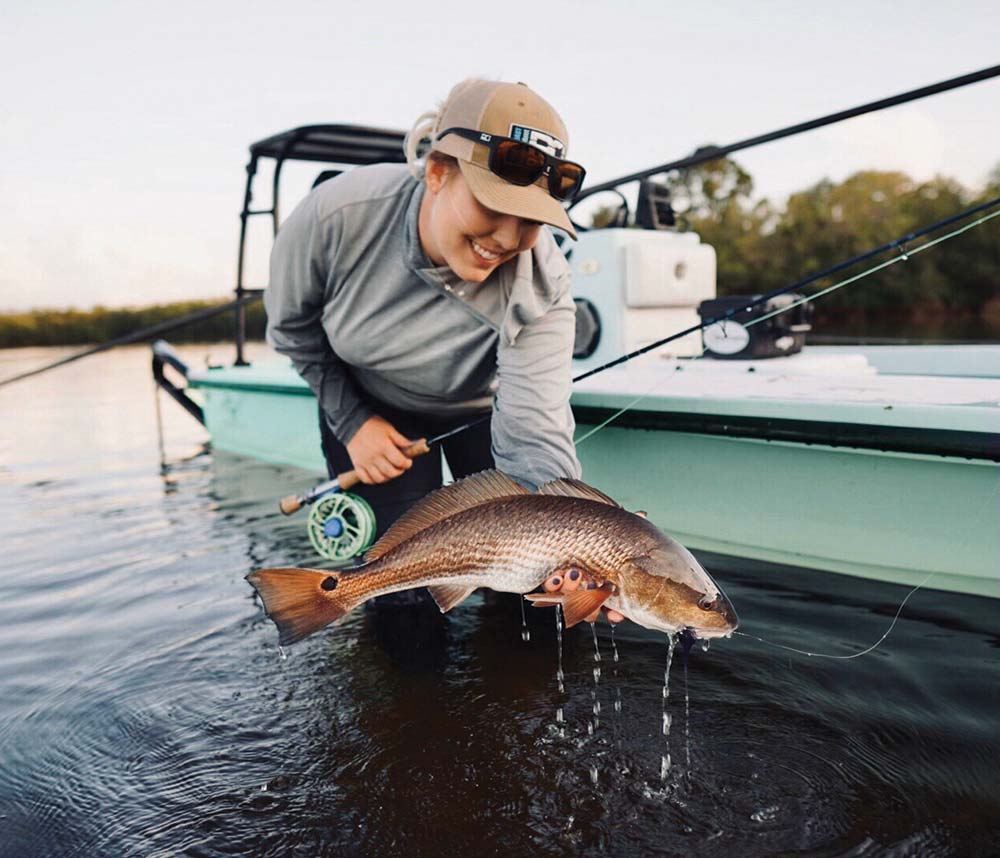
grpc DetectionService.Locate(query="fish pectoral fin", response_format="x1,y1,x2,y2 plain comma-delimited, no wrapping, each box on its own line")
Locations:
524,584,616,627
427,584,476,613
561,584,616,627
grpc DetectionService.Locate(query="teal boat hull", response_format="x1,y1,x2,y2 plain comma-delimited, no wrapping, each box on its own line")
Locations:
188,357,999,598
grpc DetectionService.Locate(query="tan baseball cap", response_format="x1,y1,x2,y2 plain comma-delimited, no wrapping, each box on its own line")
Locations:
431,79,579,239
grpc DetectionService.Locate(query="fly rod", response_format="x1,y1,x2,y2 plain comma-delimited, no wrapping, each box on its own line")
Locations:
573,63,1000,203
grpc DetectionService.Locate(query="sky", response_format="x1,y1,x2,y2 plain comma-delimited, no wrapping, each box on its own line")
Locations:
2,0,998,312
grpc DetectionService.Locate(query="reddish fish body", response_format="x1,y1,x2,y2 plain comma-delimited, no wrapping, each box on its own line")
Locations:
247,471,737,646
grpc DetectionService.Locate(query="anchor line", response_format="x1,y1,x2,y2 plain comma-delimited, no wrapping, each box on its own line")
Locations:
572,202,1000,446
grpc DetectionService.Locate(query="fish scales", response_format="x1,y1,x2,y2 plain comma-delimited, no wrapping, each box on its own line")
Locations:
246,472,738,645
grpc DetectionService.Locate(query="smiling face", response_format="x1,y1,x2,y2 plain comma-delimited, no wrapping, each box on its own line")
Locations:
418,156,542,283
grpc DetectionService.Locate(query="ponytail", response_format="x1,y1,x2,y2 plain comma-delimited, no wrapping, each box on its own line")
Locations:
404,110,438,179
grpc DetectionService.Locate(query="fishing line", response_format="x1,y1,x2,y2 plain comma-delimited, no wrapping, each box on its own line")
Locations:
571,206,1000,660
731,572,934,660
573,203,1000,446
571,194,1000,385
731,472,1000,660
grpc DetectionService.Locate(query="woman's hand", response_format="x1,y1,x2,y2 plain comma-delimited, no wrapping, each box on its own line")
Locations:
346,416,415,485
542,570,626,624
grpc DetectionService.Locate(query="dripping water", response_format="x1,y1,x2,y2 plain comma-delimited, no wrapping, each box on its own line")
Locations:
590,622,602,733
610,625,622,750
519,597,530,642
660,634,676,780
679,631,697,775
555,606,564,694
554,606,565,738
277,646,288,662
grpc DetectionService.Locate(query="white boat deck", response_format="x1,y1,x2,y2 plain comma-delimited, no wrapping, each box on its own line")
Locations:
573,351,1000,435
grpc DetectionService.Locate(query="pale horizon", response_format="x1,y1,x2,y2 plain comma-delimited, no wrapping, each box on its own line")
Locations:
3,0,998,313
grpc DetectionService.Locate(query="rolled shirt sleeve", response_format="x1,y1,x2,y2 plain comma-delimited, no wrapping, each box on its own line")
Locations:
264,200,373,444
492,285,583,490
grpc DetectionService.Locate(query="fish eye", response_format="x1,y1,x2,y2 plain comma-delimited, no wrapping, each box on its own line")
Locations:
698,596,716,611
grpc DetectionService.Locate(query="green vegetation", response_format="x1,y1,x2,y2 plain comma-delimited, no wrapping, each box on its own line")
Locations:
0,300,267,349
2,161,998,349
596,160,1000,339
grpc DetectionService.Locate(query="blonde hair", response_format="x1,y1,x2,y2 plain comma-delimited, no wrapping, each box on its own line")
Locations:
404,110,438,179
404,78,494,179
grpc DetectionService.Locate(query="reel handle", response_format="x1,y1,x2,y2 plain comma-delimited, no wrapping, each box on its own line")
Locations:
335,438,430,491
279,495,303,515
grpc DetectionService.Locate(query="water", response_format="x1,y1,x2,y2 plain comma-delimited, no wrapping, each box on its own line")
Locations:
2,344,999,856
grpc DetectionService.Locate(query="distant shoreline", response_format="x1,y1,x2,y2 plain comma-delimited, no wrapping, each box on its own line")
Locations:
0,298,994,349
0,300,267,350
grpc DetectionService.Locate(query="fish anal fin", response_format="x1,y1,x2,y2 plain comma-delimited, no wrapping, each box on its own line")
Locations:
246,567,352,646
524,592,563,609
535,478,621,508
365,470,530,562
427,584,476,613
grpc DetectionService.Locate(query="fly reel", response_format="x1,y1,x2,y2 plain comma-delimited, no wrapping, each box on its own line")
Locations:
306,492,378,561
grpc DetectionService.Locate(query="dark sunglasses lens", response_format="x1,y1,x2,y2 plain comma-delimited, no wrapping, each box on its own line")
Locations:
551,163,585,200
492,141,545,185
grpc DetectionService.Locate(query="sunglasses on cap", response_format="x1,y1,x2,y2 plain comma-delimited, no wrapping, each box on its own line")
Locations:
436,127,587,202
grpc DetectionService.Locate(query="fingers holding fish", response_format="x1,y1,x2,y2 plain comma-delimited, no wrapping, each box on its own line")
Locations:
544,568,582,593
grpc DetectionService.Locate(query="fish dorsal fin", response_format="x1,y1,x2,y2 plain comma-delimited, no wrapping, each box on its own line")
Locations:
363,470,530,562
535,478,622,508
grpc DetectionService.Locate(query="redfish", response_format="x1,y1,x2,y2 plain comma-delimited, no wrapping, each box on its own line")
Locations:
247,470,737,645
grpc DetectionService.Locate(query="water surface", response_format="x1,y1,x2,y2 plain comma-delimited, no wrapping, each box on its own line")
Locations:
1,345,997,857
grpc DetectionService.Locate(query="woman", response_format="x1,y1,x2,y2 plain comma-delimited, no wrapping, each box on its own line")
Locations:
266,79,621,616
266,76,585,518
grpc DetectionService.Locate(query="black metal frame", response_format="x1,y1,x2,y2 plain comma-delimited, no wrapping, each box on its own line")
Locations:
232,124,407,364
226,64,1000,365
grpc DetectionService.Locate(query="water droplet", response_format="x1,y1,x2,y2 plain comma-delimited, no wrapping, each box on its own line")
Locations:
593,667,601,681
662,712,672,736
556,707,564,723
614,699,621,713
590,765,598,785
660,754,671,780
555,607,565,694
277,646,287,661
587,723,594,736
519,597,530,642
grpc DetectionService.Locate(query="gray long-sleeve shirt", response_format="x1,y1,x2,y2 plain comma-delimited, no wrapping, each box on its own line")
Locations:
264,163,581,489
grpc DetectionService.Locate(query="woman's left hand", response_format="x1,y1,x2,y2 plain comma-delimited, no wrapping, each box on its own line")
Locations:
542,570,626,624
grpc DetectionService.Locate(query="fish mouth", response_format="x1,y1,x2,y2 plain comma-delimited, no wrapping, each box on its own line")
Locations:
683,625,736,640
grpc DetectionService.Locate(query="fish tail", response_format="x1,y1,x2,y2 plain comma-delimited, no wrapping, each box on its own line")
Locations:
246,567,355,646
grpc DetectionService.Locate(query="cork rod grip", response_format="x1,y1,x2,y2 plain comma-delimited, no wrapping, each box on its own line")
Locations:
333,437,431,493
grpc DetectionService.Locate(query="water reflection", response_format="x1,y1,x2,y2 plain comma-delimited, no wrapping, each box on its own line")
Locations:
0,346,998,857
